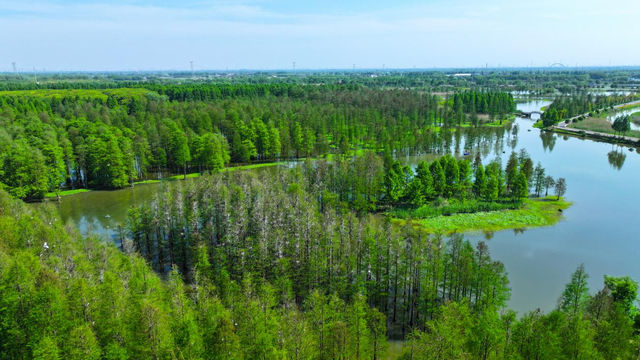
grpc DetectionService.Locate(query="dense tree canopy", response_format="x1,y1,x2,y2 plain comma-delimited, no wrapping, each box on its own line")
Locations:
0,85,517,200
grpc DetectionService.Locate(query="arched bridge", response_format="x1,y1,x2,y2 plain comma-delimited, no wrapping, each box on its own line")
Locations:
518,110,543,118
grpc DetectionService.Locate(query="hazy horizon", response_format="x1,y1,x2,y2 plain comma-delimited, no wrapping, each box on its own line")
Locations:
1,0,639,71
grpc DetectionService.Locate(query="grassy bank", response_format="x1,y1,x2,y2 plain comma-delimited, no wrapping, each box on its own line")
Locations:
570,117,640,138
224,161,285,172
44,188,91,198
392,197,571,234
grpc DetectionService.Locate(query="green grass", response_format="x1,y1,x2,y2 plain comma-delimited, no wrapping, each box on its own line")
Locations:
166,172,203,180
133,179,162,185
479,116,515,127
164,162,286,178
392,197,571,234
224,162,285,172
570,117,640,138
389,199,520,219
45,188,91,198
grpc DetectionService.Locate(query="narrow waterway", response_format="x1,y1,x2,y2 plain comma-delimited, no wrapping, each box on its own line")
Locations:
39,100,640,314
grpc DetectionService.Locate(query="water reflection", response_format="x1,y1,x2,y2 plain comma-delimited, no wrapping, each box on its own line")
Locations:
37,99,640,314
540,131,557,152
607,147,627,170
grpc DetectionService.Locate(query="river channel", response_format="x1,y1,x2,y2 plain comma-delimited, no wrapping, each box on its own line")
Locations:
38,100,640,314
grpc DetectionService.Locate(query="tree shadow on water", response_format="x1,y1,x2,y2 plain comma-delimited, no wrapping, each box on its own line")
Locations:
607,147,626,170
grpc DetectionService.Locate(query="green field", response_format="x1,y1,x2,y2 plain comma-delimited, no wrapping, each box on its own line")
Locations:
570,116,640,138
393,197,571,234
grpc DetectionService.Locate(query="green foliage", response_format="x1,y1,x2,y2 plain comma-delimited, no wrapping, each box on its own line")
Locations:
560,264,590,315
404,197,571,234
604,275,639,315
612,114,631,134
401,301,473,359
0,85,516,199
542,93,639,126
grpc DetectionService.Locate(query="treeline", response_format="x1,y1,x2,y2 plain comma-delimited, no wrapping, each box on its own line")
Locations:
400,265,640,359
144,83,351,101
541,93,640,126
3,69,640,94
301,150,557,216
452,91,515,117
0,86,514,200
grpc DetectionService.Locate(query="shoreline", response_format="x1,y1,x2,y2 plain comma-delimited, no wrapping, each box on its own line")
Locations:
548,126,640,147
44,161,286,200
392,197,572,234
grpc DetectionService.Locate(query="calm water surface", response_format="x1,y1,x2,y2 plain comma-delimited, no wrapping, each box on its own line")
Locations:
41,100,640,314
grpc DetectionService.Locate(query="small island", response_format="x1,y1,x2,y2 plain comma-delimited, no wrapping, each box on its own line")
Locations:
394,196,571,234
372,150,570,234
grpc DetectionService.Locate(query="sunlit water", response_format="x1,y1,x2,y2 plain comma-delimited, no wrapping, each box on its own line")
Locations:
38,100,640,314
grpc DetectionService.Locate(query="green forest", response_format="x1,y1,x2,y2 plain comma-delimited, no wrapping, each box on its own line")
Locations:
0,86,514,200
0,166,637,359
0,72,639,360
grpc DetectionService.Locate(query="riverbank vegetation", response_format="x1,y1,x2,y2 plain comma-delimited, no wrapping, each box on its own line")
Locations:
399,265,640,359
303,149,555,213
374,149,567,233
0,166,634,359
570,115,640,138
541,93,640,127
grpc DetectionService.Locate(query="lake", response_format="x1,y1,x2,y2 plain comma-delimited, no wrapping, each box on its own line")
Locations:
40,100,640,314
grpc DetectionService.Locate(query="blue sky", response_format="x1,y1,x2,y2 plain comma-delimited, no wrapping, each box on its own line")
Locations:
1,0,639,71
